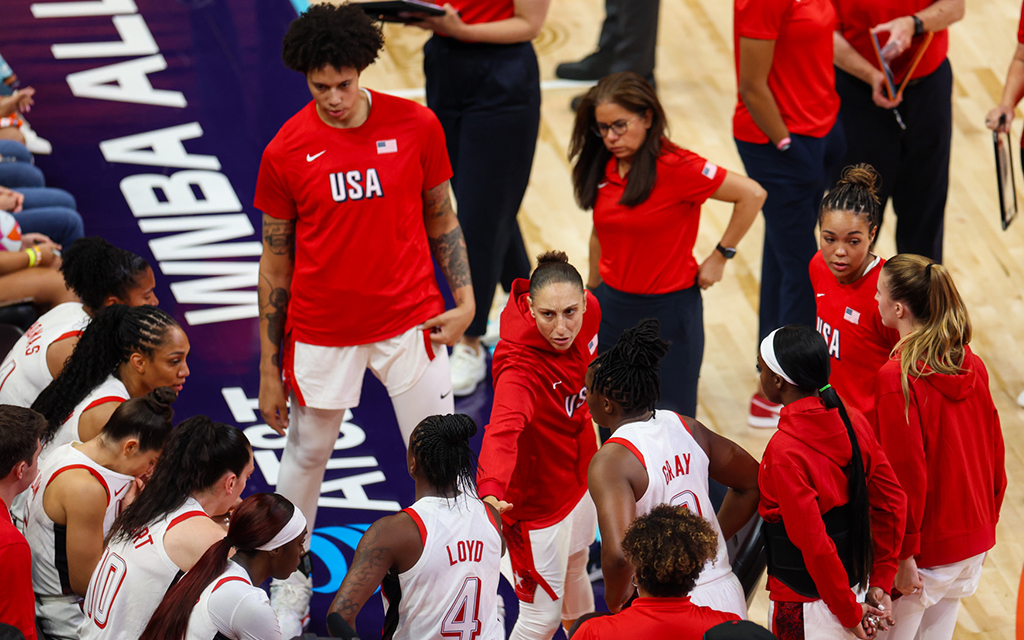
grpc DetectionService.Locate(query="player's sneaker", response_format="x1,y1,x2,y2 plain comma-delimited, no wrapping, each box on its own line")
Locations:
480,291,507,348
271,573,312,640
451,342,487,396
748,392,782,429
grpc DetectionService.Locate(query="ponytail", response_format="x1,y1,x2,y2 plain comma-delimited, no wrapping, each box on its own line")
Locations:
770,325,873,590
881,255,971,416
139,494,295,640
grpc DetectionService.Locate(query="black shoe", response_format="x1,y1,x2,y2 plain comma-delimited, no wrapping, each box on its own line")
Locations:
555,51,611,81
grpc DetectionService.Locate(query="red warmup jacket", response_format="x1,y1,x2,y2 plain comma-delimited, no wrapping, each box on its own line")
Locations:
759,397,907,629
875,346,1006,568
476,278,601,528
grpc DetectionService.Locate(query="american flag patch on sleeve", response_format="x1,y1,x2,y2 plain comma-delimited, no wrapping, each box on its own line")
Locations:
701,162,718,180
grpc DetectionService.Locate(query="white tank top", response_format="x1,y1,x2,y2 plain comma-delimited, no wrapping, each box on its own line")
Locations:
43,375,129,468
185,561,282,640
26,442,134,598
79,497,210,640
382,495,503,640
606,411,733,586
0,302,89,407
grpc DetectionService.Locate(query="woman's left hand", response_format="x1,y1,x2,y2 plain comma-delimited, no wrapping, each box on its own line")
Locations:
872,17,915,62
410,3,466,38
697,251,727,289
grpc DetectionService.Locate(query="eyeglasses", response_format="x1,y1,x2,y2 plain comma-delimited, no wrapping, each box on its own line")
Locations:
591,115,639,138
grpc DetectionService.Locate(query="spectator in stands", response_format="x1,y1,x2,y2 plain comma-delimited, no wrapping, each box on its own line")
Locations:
0,405,47,640
0,89,33,145
0,214,75,311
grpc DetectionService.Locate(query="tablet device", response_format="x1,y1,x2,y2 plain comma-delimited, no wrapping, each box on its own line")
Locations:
356,0,444,23
994,124,1018,230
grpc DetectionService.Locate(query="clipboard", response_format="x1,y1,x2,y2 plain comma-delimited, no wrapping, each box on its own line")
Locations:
356,0,444,23
869,31,934,102
993,121,1018,230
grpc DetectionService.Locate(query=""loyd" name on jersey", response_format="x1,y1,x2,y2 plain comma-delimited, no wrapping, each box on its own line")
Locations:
446,539,486,566
329,169,383,202
816,317,841,360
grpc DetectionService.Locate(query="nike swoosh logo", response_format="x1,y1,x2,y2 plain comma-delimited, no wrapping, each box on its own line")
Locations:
816,293,825,297
114,484,129,497
306,150,326,162
598,182,609,188
440,390,452,399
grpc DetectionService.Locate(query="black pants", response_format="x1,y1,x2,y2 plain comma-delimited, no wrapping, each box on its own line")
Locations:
593,283,703,417
835,59,953,262
594,0,660,83
423,37,539,336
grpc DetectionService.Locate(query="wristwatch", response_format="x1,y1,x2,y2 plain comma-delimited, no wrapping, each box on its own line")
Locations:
716,243,737,259
912,14,924,36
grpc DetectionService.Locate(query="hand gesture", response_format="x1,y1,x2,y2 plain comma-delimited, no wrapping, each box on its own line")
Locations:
420,303,473,347
259,371,290,435
0,88,35,117
482,495,513,514
865,586,895,633
0,186,24,213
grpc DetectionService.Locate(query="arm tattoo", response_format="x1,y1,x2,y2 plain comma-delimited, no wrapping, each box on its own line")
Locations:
423,182,454,219
259,274,290,367
429,226,472,291
262,215,296,261
331,526,389,618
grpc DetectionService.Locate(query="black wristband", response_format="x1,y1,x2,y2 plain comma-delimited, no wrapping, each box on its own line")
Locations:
912,14,924,36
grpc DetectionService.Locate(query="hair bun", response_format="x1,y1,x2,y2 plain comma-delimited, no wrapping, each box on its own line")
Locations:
837,164,879,197
446,414,477,443
149,386,178,407
535,250,569,266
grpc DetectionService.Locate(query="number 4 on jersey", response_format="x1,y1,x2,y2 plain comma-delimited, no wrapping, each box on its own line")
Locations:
441,577,482,640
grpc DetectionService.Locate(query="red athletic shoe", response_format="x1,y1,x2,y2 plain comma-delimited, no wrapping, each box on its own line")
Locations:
748,392,782,428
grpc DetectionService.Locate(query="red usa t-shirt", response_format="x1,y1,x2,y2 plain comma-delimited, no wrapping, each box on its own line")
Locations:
733,0,840,143
254,91,450,346
809,251,899,427
833,0,949,81
434,0,514,24
593,145,726,295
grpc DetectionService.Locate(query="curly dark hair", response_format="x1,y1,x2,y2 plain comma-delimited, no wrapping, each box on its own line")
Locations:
60,237,151,312
282,3,384,75
590,318,669,414
623,504,718,597
410,414,478,496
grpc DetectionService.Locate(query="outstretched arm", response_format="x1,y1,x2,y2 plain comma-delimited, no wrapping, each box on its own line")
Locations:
258,214,295,435
329,514,423,628
421,180,475,346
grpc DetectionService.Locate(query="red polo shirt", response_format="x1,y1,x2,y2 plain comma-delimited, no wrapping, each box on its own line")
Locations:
734,0,840,143
432,0,514,25
833,0,949,81
593,144,726,294
0,500,36,640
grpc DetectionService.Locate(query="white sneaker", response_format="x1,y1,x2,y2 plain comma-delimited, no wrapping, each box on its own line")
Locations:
451,342,487,397
481,291,508,348
19,122,51,155
271,573,311,640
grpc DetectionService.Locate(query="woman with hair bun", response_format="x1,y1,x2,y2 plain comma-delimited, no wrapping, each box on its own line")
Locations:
476,250,601,639
328,413,502,639
79,416,254,640
139,493,306,640
586,318,759,618
26,387,176,639
571,505,741,639
757,324,906,639
0,236,157,408
30,304,189,460
807,164,899,429
569,72,764,418
874,256,1006,640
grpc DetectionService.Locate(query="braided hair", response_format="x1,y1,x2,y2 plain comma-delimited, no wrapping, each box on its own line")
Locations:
409,414,478,496
771,324,873,590
31,305,180,443
819,164,882,233
590,318,669,414
60,237,151,312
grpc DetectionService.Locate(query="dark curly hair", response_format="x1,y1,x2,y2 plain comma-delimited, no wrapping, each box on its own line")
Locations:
282,3,384,75
60,237,151,312
623,504,718,597
410,414,477,496
590,318,669,414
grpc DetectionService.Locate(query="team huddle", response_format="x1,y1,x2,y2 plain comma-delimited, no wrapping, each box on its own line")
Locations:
0,1,1008,639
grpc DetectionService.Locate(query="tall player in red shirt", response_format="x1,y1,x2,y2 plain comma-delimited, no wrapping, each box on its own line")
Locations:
875,256,1005,640
254,6,475,634
476,251,600,639
810,165,899,429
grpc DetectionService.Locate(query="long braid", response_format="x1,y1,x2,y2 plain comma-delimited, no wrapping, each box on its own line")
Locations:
31,305,178,442
410,414,478,496
590,318,669,413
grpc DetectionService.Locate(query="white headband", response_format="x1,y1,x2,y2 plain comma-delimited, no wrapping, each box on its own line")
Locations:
255,508,307,551
759,329,796,386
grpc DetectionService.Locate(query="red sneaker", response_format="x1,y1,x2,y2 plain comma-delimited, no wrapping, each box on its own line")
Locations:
748,392,782,428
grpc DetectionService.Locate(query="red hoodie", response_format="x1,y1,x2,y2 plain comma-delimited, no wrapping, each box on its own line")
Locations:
476,278,601,528
759,397,907,628
875,346,1006,568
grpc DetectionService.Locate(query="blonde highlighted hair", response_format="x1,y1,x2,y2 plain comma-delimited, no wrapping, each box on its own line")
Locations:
881,254,971,414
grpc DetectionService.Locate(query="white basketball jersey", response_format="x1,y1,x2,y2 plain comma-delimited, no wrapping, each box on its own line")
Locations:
27,442,134,599
381,495,502,640
43,375,128,468
185,561,281,640
0,302,89,407
607,411,733,587
79,497,210,640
